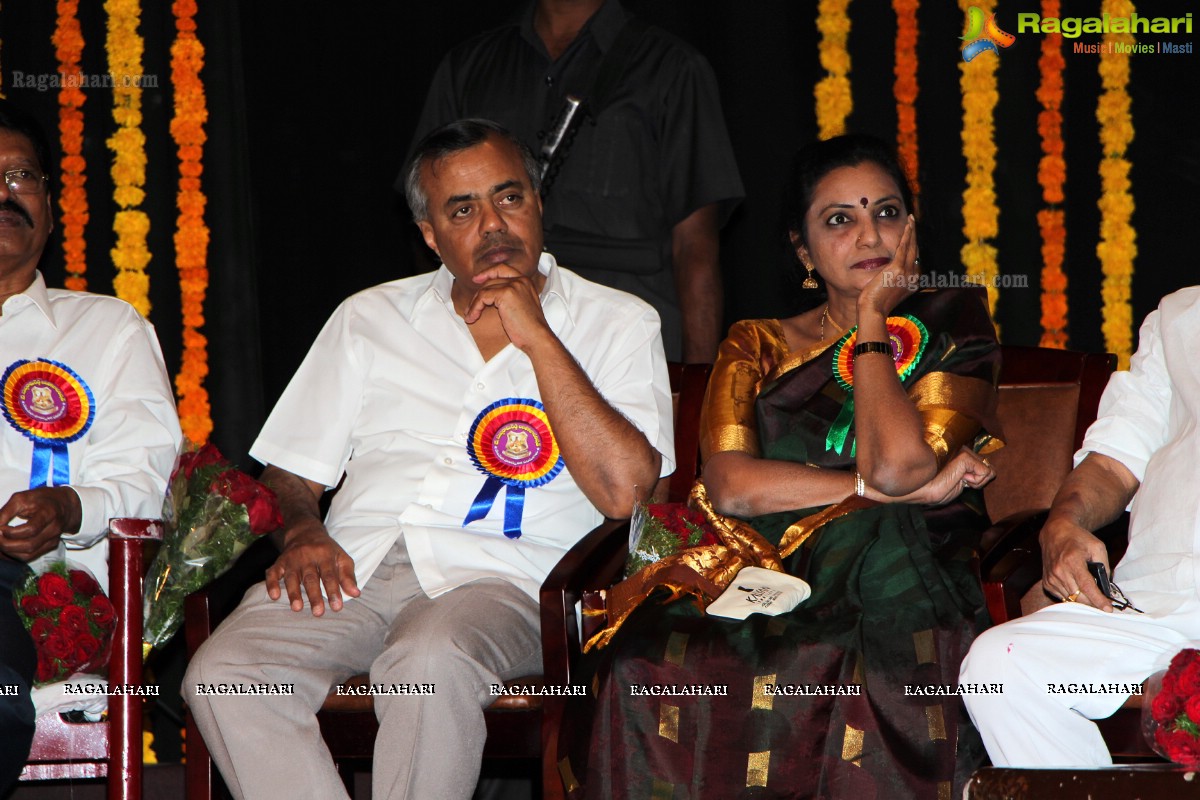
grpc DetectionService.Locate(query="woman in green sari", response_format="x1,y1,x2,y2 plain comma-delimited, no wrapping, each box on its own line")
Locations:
565,135,1003,799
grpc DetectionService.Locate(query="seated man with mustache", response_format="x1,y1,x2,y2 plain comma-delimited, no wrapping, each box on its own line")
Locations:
0,99,180,792
184,118,674,800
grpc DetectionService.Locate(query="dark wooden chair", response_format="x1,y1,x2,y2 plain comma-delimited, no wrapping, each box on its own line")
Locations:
967,764,1200,799
183,362,713,800
18,517,162,800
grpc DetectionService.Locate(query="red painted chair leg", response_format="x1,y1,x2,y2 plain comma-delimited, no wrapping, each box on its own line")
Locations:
107,518,162,800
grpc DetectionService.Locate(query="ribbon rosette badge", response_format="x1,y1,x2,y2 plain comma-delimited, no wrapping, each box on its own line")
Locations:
463,398,564,539
2,359,95,488
826,315,928,455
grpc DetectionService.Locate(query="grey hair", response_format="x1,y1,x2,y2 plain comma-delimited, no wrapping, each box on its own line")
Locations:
404,118,542,222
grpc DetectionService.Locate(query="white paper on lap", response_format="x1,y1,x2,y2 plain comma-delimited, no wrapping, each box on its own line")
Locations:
706,566,811,620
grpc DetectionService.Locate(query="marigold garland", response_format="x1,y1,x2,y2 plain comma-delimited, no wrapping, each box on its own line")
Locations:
958,0,1000,321
54,0,89,292
1036,0,1067,348
170,0,212,444
105,0,151,316
815,0,852,140
1097,0,1137,369
893,0,920,197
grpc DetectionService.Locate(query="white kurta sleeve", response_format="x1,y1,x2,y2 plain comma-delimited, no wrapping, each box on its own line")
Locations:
67,315,181,545
1075,308,1171,483
250,300,366,488
588,301,676,480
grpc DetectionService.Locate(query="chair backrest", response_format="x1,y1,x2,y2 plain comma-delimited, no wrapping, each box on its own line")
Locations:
666,362,712,503
983,345,1116,525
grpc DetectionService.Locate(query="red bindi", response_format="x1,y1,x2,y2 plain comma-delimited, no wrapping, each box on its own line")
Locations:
860,197,868,208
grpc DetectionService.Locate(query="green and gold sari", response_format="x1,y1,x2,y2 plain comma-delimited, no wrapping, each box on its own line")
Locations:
563,287,1002,800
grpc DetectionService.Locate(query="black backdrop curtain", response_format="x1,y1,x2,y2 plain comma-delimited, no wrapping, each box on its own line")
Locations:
2,0,263,466
2,0,1197,462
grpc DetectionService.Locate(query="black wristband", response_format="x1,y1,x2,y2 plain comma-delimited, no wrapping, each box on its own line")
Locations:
853,341,893,358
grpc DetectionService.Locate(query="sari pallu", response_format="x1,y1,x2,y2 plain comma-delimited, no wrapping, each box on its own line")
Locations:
562,287,1002,800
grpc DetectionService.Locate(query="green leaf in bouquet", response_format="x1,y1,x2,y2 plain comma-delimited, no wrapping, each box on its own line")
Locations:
143,444,281,653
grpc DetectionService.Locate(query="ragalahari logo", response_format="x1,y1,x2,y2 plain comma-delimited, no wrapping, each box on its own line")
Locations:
961,6,1016,61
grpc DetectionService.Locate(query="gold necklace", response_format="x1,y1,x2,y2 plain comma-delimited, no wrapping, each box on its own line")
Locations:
820,305,845,340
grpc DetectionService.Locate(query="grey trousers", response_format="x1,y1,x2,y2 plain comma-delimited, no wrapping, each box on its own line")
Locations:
183,538,542,800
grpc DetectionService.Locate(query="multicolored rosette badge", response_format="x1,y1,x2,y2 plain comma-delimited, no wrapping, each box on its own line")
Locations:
2,359,96,488
463,398,564,539
826,315,928,455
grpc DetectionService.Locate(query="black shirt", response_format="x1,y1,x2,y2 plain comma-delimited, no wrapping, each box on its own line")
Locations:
407,0,744,359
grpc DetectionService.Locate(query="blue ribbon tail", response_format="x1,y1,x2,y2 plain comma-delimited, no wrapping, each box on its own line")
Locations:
50,444,69,486
464,476,504,526
29,444,69,489
503,486,524,539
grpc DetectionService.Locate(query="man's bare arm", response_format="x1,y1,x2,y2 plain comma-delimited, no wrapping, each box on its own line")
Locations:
671,204,722,364
1040,452,1140,611
530,340,661,518
261,465,360,616
464,266,662,517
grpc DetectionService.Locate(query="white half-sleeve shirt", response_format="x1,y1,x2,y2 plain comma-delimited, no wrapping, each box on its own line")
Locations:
250,254,674,602
0,271,181,592
1073,286,1200,619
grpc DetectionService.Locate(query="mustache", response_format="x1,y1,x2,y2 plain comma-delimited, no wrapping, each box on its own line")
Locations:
0,200,33,227
474,233,522,258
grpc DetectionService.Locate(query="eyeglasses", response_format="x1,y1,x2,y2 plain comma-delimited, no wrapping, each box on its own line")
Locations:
1107,582,1144,613
1087,561,1144,613
3,168,49,195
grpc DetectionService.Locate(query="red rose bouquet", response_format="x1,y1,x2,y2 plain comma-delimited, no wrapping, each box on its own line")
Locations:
142,444,283,653
625,501,719,578
12,561,115,685
1144,648,1200,766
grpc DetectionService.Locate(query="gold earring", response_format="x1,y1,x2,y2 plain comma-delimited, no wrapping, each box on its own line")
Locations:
802,262,818,289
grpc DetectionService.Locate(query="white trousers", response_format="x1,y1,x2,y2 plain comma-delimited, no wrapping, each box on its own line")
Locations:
183,538,542,800
958,603,1196,767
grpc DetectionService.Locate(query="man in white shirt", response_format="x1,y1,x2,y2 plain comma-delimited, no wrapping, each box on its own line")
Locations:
0,99,181,791
960,287,1200,766
184,119,674,800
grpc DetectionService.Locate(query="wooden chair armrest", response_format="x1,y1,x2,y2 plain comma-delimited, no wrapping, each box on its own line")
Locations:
107,517,162,690
978,509,1051,561
539,517,630,686
980,510,1133,625
106,517,162,800
979,509,1050,624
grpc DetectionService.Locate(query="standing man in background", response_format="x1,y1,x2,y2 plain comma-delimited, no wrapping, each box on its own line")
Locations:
406,0,744,362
